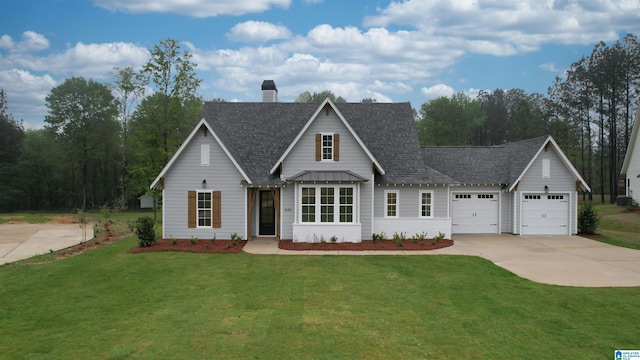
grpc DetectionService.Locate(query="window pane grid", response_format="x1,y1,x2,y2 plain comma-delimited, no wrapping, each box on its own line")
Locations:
421,192,432,217
322,134,333,160
197,192,212,227
300,186,355,223
387,192,397,217
339,188,353,223
301,188,316,222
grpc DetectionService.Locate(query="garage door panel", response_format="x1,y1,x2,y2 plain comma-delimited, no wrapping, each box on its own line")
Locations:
522,194,568,235
452,194,498,234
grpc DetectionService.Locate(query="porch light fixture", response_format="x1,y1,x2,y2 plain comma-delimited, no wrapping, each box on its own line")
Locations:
544,185,549,192
202,179,207,188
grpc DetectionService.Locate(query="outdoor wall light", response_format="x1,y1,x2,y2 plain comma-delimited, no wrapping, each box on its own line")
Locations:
202,179,207,188
544,185,549,192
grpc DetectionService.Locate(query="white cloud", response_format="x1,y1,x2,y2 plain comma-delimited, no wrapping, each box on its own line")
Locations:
539,62,559,73
94,0,291,17
0,31,50,53
364,0,640,56
0,69,57,126
421,84,455,99
0,38,149,126
227,21,292,43
1,41,148,79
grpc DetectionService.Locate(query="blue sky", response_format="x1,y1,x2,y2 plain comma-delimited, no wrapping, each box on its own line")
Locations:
1,0,639,128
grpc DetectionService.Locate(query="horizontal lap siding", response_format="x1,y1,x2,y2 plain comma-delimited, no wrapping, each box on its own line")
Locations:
374,186,449,218
515,146,578,234
373,186,451,238
163,130,246,239
282,108,373,239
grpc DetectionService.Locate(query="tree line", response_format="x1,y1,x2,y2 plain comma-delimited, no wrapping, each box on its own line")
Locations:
1,35,638,211
0,38,203,212
416,34,640,203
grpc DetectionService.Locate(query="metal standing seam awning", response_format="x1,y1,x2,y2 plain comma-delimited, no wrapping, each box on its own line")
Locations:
286,170,369,183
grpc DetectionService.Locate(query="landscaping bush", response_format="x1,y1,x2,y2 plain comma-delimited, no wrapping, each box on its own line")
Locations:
578,201,599,235
135,216,156,247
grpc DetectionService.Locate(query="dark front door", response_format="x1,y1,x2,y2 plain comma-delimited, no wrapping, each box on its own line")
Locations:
259,190,275,236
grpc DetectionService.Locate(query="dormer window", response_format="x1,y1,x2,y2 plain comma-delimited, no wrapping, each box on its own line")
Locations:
315,133,340,161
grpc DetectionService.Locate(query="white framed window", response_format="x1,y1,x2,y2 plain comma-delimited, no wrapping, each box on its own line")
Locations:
320,187,335,222
301,187,316,223
300,185,356,223
542,158,550,178
339,187,353,223
419,190,433,218
201,144,210,166
385,190,398,218
322,133,333,160
197,191,212,227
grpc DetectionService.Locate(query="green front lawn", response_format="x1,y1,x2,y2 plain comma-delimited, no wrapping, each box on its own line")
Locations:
1,236,638,359
590,203,640,250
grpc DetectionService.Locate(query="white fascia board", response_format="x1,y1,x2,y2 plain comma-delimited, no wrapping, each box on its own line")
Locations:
150,118,252,189
508,135,590,192
621,104,640,174
269,98,385,175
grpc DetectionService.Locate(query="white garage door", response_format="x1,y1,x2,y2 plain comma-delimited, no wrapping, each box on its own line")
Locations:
521,194,569,235
452,193,499,234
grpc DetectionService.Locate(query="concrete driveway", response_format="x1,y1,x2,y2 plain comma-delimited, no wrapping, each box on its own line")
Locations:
0,223,92,265
439,234,640,287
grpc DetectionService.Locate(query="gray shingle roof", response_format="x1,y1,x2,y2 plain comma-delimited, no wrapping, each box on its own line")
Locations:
202,101,454,185
421,135,549,185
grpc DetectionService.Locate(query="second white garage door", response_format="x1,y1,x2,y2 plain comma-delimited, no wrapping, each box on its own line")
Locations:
521,194,569,235
452,193,499,234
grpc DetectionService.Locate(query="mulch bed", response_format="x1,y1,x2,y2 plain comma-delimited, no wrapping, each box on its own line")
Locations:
129,239,247,254
278,238,453,251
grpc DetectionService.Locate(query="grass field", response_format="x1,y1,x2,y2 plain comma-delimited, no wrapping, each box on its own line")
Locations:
589,203,640,250
0,209,639,359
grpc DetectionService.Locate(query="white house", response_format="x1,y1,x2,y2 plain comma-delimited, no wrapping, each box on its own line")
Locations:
150,81,590,241
621,104,640,204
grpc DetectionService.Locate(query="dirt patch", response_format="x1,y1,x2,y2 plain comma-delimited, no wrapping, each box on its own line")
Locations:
50,215,81,224
129,239,247,254
279,238,453,251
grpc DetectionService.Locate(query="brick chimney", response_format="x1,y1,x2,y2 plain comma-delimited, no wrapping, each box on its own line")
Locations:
261,80,278,102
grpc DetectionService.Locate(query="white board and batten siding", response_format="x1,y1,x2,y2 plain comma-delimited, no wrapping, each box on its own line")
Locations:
515,146,577,235
162,128,246,240
373,186,452,239
282,107,373,242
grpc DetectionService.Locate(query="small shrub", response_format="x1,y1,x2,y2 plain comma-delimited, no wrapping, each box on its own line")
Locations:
432,232,446,244
627,199,639,212
211,234,217,243
330,235,338,243
578,201,599,235
190,236,198,245
135,216,156,247
412,232,427,243
126,219,135,232
393,232,406,247
171,237,177,245
372,232,386,243
230,232,242,244
320,235,326,244
100,203,112,222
